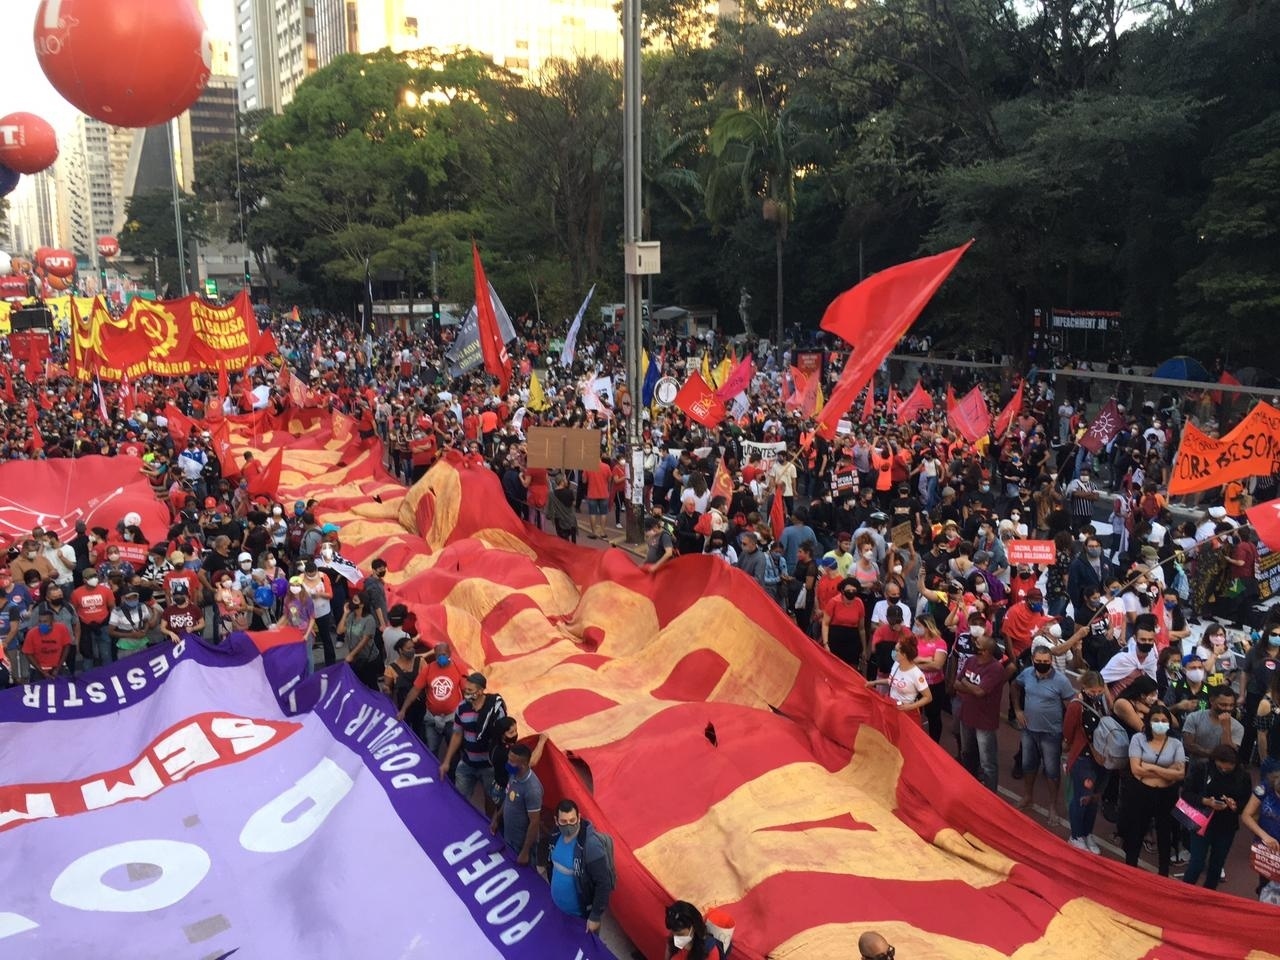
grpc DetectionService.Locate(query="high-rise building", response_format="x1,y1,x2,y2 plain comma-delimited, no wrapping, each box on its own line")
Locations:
236,0,283,113
276,0,321,104
57,117,136,265
10,170,62,254
316,0,360,68
179,76,240,189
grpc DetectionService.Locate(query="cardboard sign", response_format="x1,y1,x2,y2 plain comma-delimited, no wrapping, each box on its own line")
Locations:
525,426,602,471
891,522,913,548
1007,540,1056,565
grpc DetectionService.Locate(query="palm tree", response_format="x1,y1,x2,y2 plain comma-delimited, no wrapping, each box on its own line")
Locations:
706,104,801,356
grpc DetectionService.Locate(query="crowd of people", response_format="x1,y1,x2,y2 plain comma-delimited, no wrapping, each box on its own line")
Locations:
3,304,1280,928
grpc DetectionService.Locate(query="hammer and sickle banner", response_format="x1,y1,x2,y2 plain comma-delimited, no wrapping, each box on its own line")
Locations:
68,291,261,381
1169,400,1280,495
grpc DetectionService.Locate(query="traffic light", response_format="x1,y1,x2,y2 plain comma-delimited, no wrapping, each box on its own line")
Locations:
243,260,251,287
431,297,441,323
99,266,107,289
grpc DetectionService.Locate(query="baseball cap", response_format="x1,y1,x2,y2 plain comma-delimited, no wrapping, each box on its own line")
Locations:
1026,587,1044,601
818,556,837,569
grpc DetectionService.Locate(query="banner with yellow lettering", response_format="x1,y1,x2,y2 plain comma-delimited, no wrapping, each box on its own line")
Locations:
68,290,262,380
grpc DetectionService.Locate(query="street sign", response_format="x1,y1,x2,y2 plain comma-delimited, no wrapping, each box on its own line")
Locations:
203,278,218,298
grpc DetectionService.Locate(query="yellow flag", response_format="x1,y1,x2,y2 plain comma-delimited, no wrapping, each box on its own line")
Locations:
701,352,713,386
528,369,548,411
816,381,824,412
714,357,732,390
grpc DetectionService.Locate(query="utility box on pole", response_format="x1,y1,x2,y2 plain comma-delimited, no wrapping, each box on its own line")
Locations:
625,241,661,275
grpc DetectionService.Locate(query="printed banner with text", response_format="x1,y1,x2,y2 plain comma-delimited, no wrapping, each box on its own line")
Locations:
1169,401,1280,495
69,291,262,381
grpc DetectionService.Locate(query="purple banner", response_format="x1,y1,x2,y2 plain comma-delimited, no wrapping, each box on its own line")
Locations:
0,638,611,959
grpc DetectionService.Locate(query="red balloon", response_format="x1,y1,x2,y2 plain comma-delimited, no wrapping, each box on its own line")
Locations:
46,273,71,291
0,113,58,174
40,248,76,279
34,0,212,129
97,235,119,258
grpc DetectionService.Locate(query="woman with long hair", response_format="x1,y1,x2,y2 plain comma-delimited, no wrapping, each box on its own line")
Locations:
663,901,726,960
1119,703,1186,875
912,615,949,743
870,634,933,720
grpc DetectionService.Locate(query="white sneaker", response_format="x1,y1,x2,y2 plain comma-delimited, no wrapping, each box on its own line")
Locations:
1085,836,1102,854
1172,850,1189,864
1068,837,1090,851
1220,868,1226,882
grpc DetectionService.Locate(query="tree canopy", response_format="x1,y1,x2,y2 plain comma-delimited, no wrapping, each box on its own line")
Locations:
193,0,1280,362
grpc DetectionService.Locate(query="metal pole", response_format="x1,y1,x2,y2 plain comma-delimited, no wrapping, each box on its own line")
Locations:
166,120,188,296
233,103,251,298
623,0,644,544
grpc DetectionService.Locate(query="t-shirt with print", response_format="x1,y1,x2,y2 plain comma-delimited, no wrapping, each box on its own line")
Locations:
887,662,928,706
956,655,1009,731
501,769,544,854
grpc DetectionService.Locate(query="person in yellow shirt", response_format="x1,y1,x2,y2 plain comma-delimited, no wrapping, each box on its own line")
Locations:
822,532,856,576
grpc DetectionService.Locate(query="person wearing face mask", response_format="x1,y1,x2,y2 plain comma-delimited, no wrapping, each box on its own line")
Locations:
440,672,508,810
1119,704,1186,875
1067,535,1113,616
821,577,867,669
1065,468,1100,534
71,569,116,667
951,621,1013,790
10,538,56,585
1240,626,1280,766
338,589,380,688
1013,640,1077,817
299,560,336,666
39,583,80,676
1182,686,1244,762
1101,614,1160,698
545,798,616,934
849,533,880,588
282,576,316,647
400,639,468,757
870,580,912,633
663,900,727,960
1177,743,1254,889
21,608,73,680
107,588,155,658
1063,672,1110,852
1167,654,1212,723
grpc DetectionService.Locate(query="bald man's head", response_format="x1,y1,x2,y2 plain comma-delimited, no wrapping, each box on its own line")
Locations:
858,931,892,960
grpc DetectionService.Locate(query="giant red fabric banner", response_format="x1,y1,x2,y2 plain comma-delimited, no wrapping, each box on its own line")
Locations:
68,291,261,381
0,455,169,546
815,242,971,438
197,415,1280,960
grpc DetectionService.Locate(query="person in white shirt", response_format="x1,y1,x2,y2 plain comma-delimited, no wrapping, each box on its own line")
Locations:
870,583,912,630
1101,615,1160,693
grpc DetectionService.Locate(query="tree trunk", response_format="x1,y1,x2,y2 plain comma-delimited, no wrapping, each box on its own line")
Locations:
775,226,784,364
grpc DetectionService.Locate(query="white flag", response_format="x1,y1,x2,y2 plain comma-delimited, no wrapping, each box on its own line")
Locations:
559,284,596,367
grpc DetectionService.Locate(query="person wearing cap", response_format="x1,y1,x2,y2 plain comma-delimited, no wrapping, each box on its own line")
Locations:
71,567,116,666
1195,505,1229,543
1013,639,1076,816
108,587,156,658
822,532,855,577
1179,742,1253,888
233,551,256,592
439,671,508,810
161,584,205,644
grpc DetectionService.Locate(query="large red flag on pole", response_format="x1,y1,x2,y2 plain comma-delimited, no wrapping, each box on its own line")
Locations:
472,242,511,396
674,372,727,428
993,381,1025,438
895,380,933,423
815,241,972,439
860,385,875,423
947,385,991,443
1079,398,1124,454
769,487,786,541
714,353,755,401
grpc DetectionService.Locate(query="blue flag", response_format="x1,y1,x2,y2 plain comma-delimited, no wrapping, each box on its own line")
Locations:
642,350,661,406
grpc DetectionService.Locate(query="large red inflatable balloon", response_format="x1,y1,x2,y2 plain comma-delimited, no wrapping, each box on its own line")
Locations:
40,248,76,279
0,275,30,299
0,113,58,174
46,273,71,291
34,0,212,129
33,247,53,270
97,236,119,259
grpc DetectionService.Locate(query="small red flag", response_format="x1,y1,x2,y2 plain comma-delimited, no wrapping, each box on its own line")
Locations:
711,459,734,505
256,329,280,359
247,449,282,497
860,384,875,423
212,419,239,478
1079,398,1124,454
816,241,971,439
896,381,934,423
1247,501,1280,551
163,403,194,447
472,242,511,396
947,385,991,443
1211,370,1240,406
673,372,726,428
240,370,256,412
714,353,755,402
26,398,39,427
769,487,786,541
0,369,14,404
29,422,43,453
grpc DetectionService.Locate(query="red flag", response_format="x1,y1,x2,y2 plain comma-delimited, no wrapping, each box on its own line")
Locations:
947,385,991,443
1079,398,1123,454
247,449,282,497
118,372,135,418
860,385,875,423
45,361,69,380
290,305,301,323
1211,370,1240,406
781,367,796,404
993,381,1025,438
38,388,53,411
0,368,14,403
163,404,194,447
216,363,229,411
895,380,933,423
472,242,511,396
212,419,239,479
887,385,900,420
714,353,755,401
1247,501,1280,551
815,242,972,438
26,398,38,427
240,371,256,412
256,329,280,359
711,459,734,505
29,422,43,453
769,487,786,541
673,372,726,428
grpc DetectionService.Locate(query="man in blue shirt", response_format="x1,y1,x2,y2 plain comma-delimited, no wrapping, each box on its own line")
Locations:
546,799,615,934
489,742,541,865
778,511,817,572
1013,639,1076,819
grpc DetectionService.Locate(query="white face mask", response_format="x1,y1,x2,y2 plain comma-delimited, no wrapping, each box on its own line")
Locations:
672,934,693,950
289,585,303,595
1185,668,1206,684
971,626,985,638
892,564,902,574
272,507,283,516
321,547,334,559
862,549,873,559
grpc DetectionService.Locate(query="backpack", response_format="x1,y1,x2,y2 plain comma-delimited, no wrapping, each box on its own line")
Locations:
1084,701,1131,770
574,825,617,905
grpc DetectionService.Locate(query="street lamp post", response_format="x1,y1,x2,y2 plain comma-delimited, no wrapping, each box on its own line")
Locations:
165,119,189,296
622,0,645,545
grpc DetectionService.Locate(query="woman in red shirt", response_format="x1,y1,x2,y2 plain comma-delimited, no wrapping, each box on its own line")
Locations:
821,577,866,670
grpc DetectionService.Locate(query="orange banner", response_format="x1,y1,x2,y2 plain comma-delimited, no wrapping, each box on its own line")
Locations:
69,291,261,381
1169,400,1280,494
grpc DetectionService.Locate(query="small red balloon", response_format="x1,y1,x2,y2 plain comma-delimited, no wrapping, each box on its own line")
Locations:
34,0,212,129
41,248,77,279
0,113,58,174
97,236,120,258
46,273,72,291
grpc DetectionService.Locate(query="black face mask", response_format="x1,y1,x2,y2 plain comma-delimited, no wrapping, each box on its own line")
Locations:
842,590,857,599
1136,642,1154,654
1034,662,1052,674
